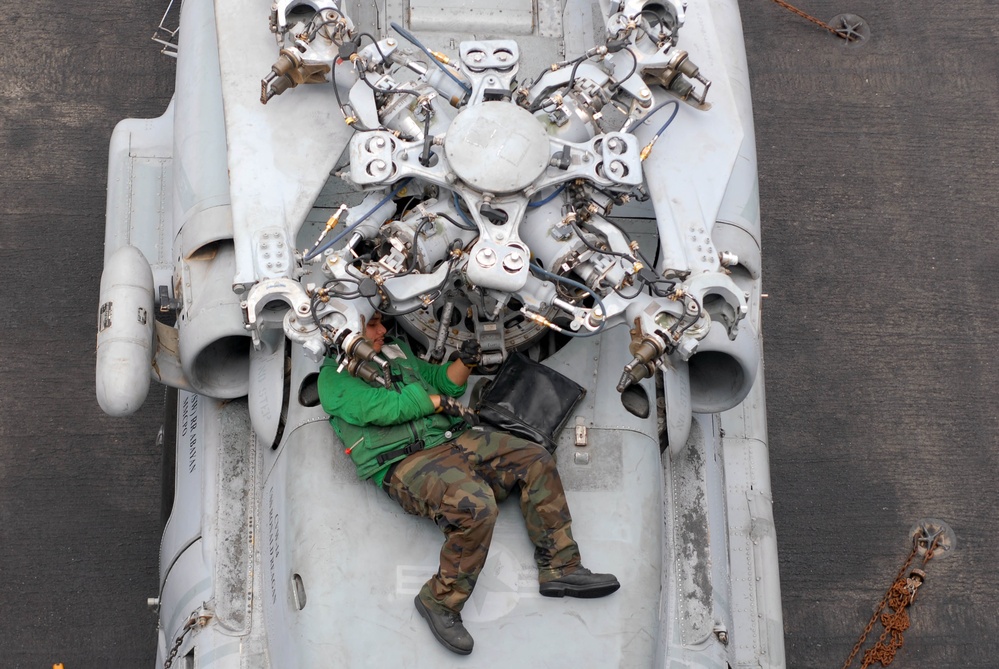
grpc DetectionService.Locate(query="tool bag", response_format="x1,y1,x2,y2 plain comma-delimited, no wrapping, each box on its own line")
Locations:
474,351,586,453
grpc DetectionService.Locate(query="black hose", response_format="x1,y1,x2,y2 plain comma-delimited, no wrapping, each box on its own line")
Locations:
529,263,608,337
389,21,470,96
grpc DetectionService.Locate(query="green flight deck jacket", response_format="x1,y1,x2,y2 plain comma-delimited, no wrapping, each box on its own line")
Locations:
318,339,468,486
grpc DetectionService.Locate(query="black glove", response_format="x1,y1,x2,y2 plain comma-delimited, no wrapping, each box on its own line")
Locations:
457,339,482,368
438,395,480,426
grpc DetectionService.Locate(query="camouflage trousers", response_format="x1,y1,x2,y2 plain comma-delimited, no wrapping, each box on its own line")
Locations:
383,427,582,614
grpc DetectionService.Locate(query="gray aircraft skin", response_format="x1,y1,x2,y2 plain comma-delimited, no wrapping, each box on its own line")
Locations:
95,0,784,666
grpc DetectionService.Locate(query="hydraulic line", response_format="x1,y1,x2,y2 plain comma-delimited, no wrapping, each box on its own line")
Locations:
305,179,412,261
528,263,607,337
527,184,566,208
389,21,471,96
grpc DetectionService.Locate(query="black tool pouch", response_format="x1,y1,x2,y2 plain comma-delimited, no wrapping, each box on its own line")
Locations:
474,352,586,453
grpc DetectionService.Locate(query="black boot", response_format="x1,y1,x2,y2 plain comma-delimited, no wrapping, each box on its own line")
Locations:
539,567,620,598
414,595,474,655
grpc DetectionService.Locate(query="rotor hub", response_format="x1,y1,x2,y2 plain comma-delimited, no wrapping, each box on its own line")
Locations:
444,101,550,194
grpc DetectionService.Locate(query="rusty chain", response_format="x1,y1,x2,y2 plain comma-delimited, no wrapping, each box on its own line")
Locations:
765,0,850,39
842,533,942,669
162,610,197,669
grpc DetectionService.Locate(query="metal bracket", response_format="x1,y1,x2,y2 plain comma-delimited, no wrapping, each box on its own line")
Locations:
910,518,956,560
459,40,520,105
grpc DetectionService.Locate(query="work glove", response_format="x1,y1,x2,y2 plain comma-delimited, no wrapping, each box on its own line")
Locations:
438,395,480,426
457,339,482,368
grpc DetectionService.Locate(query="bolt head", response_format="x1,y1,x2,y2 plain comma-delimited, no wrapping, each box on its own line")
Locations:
475,248,497,267
502,252,524,272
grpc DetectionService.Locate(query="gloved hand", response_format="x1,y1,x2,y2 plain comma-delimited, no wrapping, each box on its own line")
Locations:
457,339,482,368
438,395,480,426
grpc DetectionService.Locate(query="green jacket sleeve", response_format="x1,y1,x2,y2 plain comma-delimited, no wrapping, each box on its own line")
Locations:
397,343,467,398
318,359,435,427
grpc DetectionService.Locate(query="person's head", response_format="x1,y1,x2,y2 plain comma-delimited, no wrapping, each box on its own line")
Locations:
365,311,387,353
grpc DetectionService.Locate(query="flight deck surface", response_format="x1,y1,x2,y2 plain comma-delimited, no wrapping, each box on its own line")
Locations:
0,1,996,666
